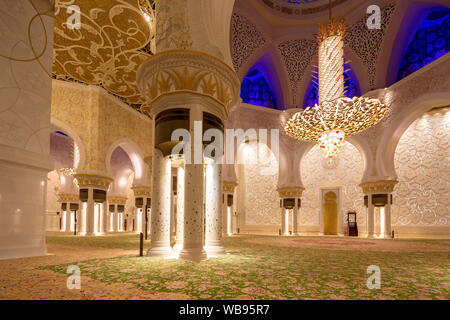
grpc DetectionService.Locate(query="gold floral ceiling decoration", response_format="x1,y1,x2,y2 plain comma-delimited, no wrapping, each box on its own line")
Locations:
53,0,155,110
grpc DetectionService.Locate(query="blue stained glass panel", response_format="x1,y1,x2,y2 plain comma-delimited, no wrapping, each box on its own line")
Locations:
240,69,277,109
397,10,449,81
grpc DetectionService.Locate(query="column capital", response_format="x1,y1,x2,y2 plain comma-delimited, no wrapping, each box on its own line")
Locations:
137,50,240,116
74,173,113,189
57,193,79,203
107,196,127,205
223,180,238,193
144,155,152,167
131,185,152,197
359,180,398,194
277,186,305,198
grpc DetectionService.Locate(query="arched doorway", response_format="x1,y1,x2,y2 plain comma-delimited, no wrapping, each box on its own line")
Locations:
301,142,365,236
392,106,450,235
323,191,338,235
108,146,137,233
47,130,80,232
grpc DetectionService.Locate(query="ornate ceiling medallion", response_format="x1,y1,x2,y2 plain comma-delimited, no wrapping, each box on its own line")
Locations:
53,0,155,109
284,5,386,161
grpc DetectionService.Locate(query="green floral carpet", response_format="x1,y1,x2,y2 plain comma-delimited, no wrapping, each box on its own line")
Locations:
42,235,450,300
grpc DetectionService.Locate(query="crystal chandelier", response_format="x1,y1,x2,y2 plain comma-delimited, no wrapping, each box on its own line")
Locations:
58,167,79,188
284,3,386,160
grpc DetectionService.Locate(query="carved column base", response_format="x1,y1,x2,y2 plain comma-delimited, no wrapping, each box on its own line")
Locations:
178,247,208,262
147,243,174,259
173,243,183,255
204,240,226,257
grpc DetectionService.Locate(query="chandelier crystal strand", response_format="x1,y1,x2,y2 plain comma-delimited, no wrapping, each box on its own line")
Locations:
284,18,386,160
319,35,344,104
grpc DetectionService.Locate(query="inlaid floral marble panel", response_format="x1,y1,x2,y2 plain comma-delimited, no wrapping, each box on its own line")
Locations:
393,109,450,226
301,142,366,226
240,143,280,225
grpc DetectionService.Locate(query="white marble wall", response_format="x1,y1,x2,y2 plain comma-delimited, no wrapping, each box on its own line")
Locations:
0,0,54,259
239,143,279,227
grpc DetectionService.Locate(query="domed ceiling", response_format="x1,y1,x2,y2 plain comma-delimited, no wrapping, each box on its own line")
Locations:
260,0,348,18
232,0,399,108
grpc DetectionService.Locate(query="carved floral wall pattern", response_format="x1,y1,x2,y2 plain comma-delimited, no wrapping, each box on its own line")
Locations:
345,4,396,89
51,80,153,173
156,0,193,51
301,142,366,226
392,109,450,226
53,0,153,108
359,54,450,166
241,143,280,226
230,13,267,73
277,39,317,106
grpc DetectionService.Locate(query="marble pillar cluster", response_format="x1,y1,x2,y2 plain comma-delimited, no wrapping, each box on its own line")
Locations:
57,193,80,233
360,180,397,239
132,186,152,237
277,187,305,236
146,126,227,262
73,174,112,236
135,0,240,262
107,196,128,233
137,53,240,261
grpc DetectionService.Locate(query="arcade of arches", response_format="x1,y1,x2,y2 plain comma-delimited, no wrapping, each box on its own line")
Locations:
0,0,449,300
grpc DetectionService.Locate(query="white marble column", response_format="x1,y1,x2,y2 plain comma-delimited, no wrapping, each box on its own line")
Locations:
0,0,54,259
171,186,176,245
173,166,185,254
107,205,112,232
205,163,226,256
139,203,145,236
367,194,375,238
384,195,392,238
147,150,173,258
85,188,95,236
178,107,207,262
179,162,207,261
293,199,299,236
142,203,147,235
113,205,118,232
280,206,286,236
143,199,149,236
102,201,108,234
80,202,87,235
65,204,71,232
222,194,227,237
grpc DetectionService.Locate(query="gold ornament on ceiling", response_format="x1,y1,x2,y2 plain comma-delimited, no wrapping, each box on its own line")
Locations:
53,0,155,109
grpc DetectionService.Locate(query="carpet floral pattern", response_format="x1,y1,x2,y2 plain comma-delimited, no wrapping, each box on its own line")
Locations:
40,235,450,300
